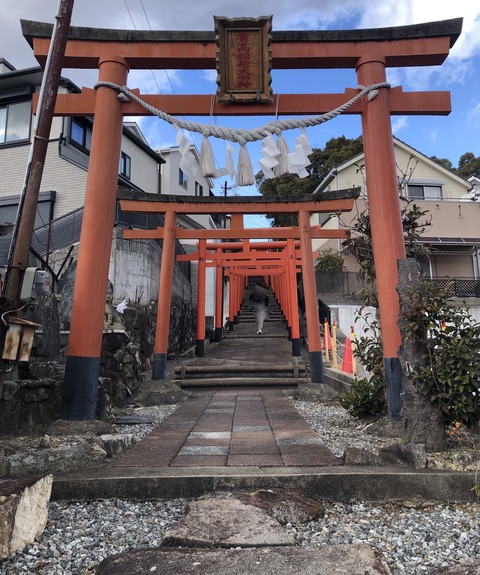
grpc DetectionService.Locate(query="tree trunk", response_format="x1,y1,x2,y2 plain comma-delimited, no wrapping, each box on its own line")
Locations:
397,259,446,451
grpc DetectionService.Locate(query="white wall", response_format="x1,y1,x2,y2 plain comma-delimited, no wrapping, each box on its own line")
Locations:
328,304,377,340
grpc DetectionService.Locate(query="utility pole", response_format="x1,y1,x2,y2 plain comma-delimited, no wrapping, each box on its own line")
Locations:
4,0,75,305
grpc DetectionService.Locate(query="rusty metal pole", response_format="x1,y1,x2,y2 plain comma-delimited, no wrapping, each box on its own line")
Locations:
4,0,75,303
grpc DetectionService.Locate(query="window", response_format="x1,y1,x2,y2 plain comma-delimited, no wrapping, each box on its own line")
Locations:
195,182,203,196
120,152,131,180
179,168,188,189
70,118,92,151
0,100,31,144
407,183,442,200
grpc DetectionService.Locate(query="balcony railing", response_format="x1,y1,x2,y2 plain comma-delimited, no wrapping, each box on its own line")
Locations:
425,278,480,298
315,272,480,299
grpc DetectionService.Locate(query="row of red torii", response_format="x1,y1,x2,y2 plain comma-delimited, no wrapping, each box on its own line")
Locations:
119,190,357,373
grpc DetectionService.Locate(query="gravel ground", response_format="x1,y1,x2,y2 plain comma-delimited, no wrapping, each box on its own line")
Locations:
1,401,480,574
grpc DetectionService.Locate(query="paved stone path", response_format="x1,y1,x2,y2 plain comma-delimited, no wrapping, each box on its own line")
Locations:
112,388,342,468
110,284,342,468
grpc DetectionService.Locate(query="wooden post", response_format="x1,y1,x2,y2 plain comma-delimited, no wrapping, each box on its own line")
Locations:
357,55,406,418
287,239,301,356
152,209,177,379
196,239,207,356
298,210,323,382
227,271,235,332
214,247,223,342
62,54,129,420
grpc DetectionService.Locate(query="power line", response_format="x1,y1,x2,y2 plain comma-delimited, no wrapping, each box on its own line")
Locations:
124,0,205,154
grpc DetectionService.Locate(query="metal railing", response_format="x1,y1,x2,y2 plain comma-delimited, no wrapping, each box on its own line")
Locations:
425,278,480,298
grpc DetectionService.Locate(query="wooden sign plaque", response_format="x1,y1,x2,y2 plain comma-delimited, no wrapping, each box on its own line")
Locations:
215,16,273,104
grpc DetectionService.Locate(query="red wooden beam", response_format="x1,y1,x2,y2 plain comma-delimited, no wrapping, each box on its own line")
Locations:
44,86,451,117
123,226,348,241
27,30,455,70
119,198,355,215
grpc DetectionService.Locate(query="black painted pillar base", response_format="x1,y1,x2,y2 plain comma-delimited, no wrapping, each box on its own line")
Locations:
196,339,205,357
384,357,403,419
234,315,239,324
152,352,167,380
309,350,324,384
287,326,292,340
228,320,234,332
62,356,100,421
291,338,301,357
214,327,222,342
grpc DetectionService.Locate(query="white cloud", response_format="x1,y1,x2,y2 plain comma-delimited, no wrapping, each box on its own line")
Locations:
428,129,438,144
391,116,408,134
468,102,480,126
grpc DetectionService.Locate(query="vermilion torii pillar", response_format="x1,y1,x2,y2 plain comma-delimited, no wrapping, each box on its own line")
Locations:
61,55,129,420
22,18,461,420
356,55,406,418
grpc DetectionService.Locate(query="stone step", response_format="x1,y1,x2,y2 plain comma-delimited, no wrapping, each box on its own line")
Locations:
223,333,287,339
323,367,355,393
178,377,304,389
95,544,392,575
174,364,306,379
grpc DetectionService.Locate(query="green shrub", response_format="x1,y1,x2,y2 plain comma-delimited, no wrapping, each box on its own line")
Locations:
404,281,480,428
314,248,343,272
337,375,387,418
336,318,387,418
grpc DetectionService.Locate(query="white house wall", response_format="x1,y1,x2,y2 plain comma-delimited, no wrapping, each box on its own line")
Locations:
120,136,160,194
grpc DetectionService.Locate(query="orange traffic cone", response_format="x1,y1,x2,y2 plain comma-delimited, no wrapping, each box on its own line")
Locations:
342,337,353,374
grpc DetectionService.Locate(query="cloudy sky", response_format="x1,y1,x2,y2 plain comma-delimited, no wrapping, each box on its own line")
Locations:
1,0,479,200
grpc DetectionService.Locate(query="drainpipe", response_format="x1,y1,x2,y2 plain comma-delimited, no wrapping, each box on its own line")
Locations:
312,168,338,195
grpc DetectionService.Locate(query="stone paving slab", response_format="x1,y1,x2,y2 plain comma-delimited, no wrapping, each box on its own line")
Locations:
111,389,341,469
94,545,392,575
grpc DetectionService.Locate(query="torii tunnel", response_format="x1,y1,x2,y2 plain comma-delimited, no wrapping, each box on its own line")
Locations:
20,17,461,420
119,190,357,377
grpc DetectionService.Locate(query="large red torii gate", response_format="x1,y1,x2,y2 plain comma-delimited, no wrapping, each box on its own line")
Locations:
20,17,462,420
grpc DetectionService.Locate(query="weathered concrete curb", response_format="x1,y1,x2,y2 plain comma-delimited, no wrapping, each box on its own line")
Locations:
51,466,478,503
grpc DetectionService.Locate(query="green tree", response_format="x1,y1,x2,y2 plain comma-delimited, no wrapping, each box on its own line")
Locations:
457,152,480,178
314,248,344,272
429,155,456,173
308,135,363,179
342,200,431,306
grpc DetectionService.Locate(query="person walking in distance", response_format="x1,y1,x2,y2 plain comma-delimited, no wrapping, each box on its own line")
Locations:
249,282,269,335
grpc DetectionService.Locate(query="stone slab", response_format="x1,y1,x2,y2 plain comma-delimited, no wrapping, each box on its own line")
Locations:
162,493,294,548
95,545,392,575
114,415,154,425
0,475,52,560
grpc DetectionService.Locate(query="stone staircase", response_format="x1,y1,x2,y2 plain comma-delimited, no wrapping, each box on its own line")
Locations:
174,280,309,390
174,362,307,389
236,281,285,325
